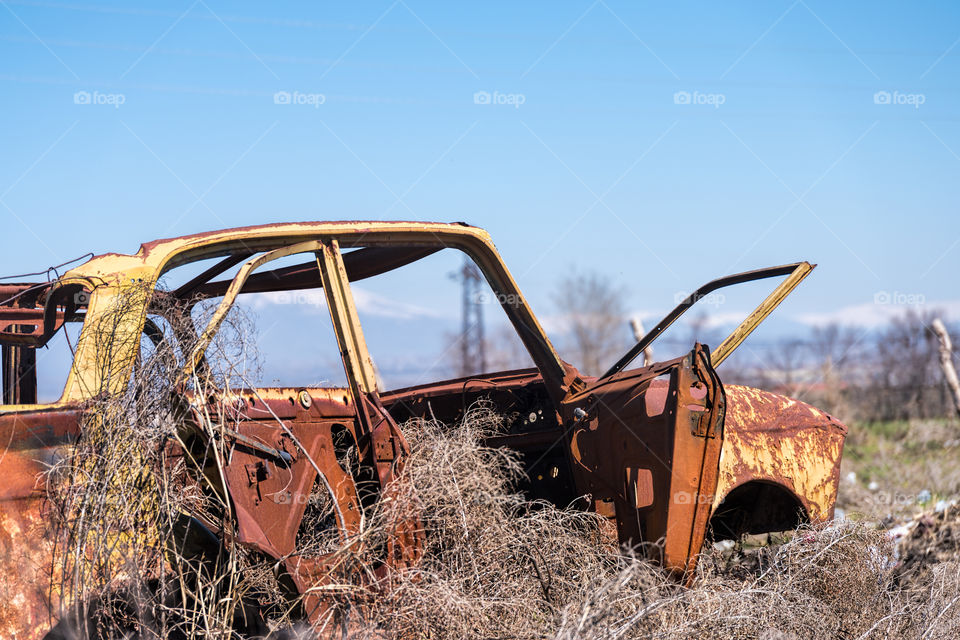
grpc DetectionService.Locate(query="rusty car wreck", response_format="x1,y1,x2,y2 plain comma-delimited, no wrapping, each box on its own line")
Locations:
0,221,847,638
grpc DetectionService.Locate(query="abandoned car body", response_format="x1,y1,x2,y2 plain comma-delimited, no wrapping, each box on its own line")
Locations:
0,221,847,637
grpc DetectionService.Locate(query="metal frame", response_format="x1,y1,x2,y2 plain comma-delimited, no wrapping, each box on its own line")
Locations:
0,222,573,410
602,262,815,379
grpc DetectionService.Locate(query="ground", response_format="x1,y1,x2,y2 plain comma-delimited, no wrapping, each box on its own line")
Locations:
837,417,960,521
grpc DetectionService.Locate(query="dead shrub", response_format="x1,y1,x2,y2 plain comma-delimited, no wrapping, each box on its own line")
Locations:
332,408,960,640
348,406,652,638
46,288,289,639
40,291,960,639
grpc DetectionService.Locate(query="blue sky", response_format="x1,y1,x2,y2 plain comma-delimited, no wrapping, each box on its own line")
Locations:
2,1,959,390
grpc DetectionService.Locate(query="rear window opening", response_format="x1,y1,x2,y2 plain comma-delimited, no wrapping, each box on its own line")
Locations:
1,282,89,405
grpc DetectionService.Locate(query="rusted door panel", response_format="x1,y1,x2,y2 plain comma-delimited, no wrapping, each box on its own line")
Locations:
222,418,363,559
199,390,361,556
205,390,367,626
209,388,421,625
562,345,725,579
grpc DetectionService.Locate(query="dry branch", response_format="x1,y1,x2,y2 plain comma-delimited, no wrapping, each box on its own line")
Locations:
629,317,654,366
931,318,960,418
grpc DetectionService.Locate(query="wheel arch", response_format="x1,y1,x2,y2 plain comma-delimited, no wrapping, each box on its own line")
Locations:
709,479,809,540
713,384,847,533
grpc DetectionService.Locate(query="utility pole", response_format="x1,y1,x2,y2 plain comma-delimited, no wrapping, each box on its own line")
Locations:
452,256,486,377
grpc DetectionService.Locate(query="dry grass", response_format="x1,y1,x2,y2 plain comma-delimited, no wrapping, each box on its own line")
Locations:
341,408,960,640
42,291,960,638
348,407,637,637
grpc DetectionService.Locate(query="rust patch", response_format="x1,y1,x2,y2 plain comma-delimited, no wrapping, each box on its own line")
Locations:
714,385,847,523
0,497,59,640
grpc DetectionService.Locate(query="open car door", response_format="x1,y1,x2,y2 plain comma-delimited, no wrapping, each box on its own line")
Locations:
559,262,815,580
561,344,725,580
